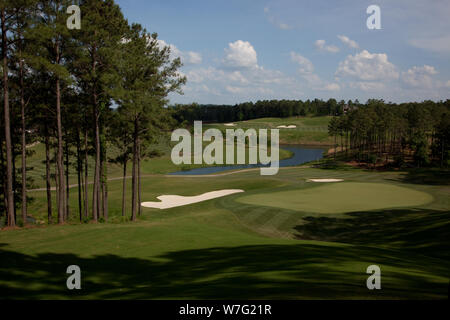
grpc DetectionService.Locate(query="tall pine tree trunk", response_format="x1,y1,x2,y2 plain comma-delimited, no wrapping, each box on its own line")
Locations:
1,9,14,226
92,101,100,222
101,141,108,221
102,169,108,221
76,126,82,222
20,58,27,225
137,138,141,216
55,39,66,224
131,119,138,221
56,75,65,224
65,131,70,221
44,127,52,224
84,117,89,219
1,137,5,215
121,155,127,217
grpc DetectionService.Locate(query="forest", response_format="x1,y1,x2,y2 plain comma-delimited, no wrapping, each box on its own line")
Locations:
171,98,347,123
327,99,450,168
0,0,185,228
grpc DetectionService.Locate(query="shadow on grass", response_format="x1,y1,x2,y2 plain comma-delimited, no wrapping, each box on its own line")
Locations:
396,169,450,185
0,243,448,299
294,209,450,261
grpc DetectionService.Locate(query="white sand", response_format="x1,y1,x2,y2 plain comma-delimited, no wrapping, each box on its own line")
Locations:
308,179,344,183
141,189,244,209
224,123,236,127
277,125,297,129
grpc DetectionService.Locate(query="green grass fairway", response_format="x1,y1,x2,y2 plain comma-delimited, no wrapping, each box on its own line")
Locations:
237,182,434,214
1,166,449,299
205,116,334,145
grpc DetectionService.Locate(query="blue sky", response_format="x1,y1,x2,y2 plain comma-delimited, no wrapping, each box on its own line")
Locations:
116,0,450,104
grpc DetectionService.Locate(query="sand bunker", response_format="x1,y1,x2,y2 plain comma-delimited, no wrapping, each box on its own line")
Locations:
308,179,344,183
141,189,244,209
224,123,236,127
277,125,297,129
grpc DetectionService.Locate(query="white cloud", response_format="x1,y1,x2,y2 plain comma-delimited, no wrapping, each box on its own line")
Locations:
185,51,202,65
290,52,340,92
337,35,359,49
402,65,438,88
223,40,258,68
290,52,314,74
349,81,385,91
322,83,340,91
314,40,339,53
264,6,292,30
409,36,450,54
228,71,249,84
225,85,245,94
335,50,399,81
157,39,202,65
445,80,450,88
186,67,224,83
278,23,291,30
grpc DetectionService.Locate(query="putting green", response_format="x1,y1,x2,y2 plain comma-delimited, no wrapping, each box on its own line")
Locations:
236,182,433,214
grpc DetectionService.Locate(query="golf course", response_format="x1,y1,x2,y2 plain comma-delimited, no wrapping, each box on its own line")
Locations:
1,135,449,299
1,0,450,306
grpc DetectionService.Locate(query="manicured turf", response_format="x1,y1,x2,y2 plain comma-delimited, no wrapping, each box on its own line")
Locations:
2,117,449,299
205,116,334,145
237,182,434,213
1,165,449,299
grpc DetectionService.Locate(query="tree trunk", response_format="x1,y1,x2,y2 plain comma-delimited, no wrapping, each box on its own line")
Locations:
1,135,6,217
65,131,70,221
103,178,108,222
131,119,138,221
92,102,100,222
44,127,52,224
100,152,104,218
84,117,89,219
55,148,59,219
12,151,16,222
121,155,127,217
138,138,141,216
1,9,15,226
101,141,108,221
76,126,82,222
55,40,66,224
19,57,27,226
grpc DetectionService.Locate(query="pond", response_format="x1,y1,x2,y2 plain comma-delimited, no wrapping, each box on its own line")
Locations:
169,145,327,175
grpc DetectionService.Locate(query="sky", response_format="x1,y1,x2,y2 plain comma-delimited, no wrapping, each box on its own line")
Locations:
116,0,450,105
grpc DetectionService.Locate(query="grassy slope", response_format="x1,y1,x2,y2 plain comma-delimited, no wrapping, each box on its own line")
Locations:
205,116,333,145
1,166,449,299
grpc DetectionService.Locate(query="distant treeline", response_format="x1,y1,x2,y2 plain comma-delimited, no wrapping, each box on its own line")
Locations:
327,99,450,168
170,98,351,123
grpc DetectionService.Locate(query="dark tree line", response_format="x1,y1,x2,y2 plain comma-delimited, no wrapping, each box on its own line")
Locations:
328,99,450,168
0,0,185,228
171,98,349,124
